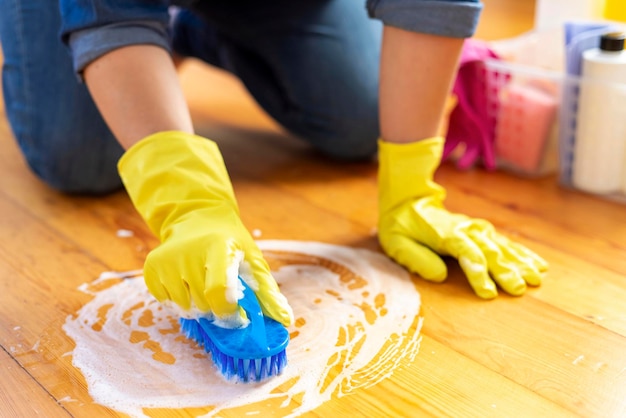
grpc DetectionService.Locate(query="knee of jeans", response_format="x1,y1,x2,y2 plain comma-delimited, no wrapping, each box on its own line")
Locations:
307,99,380,161
19,134,124,195
27,155,123,195
318,117,379,161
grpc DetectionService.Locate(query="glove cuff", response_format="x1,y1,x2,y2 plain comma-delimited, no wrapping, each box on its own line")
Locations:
118,131,238,238
378,137,446,215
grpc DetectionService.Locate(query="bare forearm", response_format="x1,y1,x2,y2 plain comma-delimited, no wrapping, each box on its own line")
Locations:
83,45,193,149
379,26,464,144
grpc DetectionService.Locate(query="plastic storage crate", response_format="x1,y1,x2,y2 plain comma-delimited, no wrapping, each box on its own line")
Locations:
483,28,626,202
483,58,562,177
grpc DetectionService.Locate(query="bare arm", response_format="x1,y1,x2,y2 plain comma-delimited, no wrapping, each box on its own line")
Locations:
379,26,464,144
83,44,193,149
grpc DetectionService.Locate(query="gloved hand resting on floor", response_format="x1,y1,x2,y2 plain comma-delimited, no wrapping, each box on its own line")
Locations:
377,137,548,298
118,131,293,326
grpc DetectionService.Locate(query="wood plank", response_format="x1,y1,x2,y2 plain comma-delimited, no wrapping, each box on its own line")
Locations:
0,347,71,418
0,195,125,417
476,0,537,40
417,284,626,418
354,336,576,418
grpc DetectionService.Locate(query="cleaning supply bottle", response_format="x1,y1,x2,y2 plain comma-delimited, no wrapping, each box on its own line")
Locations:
572,32,626,194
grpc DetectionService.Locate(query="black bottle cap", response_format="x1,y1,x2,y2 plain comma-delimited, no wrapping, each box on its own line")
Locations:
600,32,626,52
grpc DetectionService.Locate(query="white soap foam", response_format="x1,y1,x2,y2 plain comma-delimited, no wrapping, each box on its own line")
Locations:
224,249,245,305
63,240,422,417
116,229,134,238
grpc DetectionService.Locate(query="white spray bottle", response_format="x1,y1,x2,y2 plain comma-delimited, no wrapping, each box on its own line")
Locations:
572,32,626,194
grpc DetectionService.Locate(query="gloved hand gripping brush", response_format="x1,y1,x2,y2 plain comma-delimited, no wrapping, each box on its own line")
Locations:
118,131,293,382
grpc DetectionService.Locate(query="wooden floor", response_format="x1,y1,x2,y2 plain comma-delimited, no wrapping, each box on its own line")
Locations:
2,1,626,417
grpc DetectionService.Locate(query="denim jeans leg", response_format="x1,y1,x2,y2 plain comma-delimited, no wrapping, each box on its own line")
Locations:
0,0,124,194
175,0,382,160
366,0,483,38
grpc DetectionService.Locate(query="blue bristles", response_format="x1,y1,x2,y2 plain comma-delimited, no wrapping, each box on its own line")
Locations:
179,277,289,382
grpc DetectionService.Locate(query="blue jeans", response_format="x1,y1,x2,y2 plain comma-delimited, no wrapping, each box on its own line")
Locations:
1,0,383,193
1,0,480,194
1,0,124,194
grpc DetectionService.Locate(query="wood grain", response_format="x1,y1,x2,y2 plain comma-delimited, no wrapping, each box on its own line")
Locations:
2,1,626,417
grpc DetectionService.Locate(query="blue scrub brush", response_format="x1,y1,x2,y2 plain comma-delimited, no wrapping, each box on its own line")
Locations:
179,277,289,382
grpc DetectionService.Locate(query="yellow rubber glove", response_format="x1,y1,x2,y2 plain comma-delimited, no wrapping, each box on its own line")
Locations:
118,131,293,326
378,137,548,298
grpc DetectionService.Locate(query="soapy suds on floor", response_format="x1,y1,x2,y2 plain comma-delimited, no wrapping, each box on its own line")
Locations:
63,241,423,417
